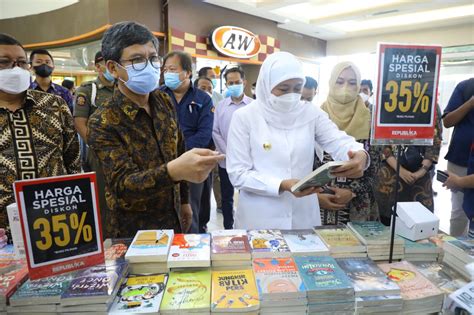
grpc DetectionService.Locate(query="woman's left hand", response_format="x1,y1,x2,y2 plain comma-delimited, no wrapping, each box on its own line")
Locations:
331,150,367,178
413,168,427,181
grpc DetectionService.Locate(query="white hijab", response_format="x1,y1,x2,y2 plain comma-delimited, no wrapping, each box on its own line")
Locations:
252,51,319,130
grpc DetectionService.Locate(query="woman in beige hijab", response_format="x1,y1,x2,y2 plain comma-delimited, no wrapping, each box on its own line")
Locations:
318,61,379,225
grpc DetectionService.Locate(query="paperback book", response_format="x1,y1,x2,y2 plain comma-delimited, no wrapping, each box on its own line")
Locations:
168,234,211,268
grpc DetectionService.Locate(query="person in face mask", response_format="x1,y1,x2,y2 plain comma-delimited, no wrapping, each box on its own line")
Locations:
319,62,378,225
225,52,369,230
198,66,224,107
87,22,224,238
29,48,73,113
0,33,81,229
212,67,253,229
160,51,215,234
360,79,373,108
73,51,115,235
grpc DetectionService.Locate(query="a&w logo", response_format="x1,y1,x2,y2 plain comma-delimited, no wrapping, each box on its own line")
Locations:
212,26,261,59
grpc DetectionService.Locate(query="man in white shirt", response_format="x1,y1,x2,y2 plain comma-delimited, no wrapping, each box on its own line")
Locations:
213,67,253,229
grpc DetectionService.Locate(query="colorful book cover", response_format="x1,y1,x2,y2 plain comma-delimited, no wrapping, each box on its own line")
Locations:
0,244,16,260
248,230,290,254
378,260,443,300
160,269,211,311
336,258,399,295
314,225,363,249
252,258,305,296
0,265,29,300
294,256,353,293
429,233,456,248
125,230,173,263
109,274,168,314
61,261,127,301
168,234,210,266
347,221,400,244
10,271,76,303
411,261,468,294
281,229,329,254
104,238,132,262
211,230,251,256
211,269,260,312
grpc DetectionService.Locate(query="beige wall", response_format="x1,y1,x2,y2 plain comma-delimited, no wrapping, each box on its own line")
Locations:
327,23,474,56
0,0,163,47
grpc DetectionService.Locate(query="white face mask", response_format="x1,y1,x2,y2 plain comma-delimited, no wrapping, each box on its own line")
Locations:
359,92,370,103
0,67,31,94
269,93,301,113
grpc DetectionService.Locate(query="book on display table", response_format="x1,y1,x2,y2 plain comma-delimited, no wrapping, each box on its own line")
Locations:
167,234,211,268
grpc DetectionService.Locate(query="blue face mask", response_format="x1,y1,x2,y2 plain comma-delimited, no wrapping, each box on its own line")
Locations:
118,62,160,95
211,78,218,88
103,69,115,82
164,72,184,90
226,84,244,98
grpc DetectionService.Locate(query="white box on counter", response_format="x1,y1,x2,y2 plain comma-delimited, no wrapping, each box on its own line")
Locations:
393,202,439,241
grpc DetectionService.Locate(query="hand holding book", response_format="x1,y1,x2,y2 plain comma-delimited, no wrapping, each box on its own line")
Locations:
331,150,368,178
280,179,321,197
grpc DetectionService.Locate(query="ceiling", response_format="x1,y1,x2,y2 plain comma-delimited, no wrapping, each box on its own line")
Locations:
0,0,78,19
204,0,474,40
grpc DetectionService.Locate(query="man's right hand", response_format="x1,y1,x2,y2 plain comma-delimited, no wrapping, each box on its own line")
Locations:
167,148,225,183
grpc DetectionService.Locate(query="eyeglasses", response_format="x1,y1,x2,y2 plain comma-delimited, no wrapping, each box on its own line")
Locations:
0,59,30,70
119,55,161,71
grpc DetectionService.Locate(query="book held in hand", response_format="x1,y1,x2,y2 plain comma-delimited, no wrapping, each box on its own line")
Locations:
291,161,345,193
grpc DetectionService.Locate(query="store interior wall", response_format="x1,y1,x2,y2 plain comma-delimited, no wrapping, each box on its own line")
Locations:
0,0,109,45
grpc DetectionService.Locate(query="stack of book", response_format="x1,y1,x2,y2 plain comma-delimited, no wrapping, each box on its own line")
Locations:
314,225,366,258
0,265,28,314
210,230,251,270
248,230,291,259
295,256,355,315
336,257,402,314
109,273,168,314
403,238,440,262
125,230,174,274
347,221,404,261
444,281,474,315
411,261,468,297
379,260,444,314
253,258,306,315
160,269,211,315
281,229,329,256
167,234,211,269
8,271,76,314
59,261,129,314
429,233,457,261
443,238,474,279
210,269,260,315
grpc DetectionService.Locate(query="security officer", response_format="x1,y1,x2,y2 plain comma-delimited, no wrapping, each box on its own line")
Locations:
73,51,114,236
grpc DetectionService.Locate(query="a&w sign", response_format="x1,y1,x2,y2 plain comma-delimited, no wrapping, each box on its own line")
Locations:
211,26,261,59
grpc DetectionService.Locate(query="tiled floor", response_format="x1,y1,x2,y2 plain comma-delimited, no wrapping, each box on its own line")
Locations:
207,143,453,233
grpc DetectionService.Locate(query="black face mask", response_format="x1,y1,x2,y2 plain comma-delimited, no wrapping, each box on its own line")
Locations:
33,64,54,78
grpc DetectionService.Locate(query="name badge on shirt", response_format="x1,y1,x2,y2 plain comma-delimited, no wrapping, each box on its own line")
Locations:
336,177,347,183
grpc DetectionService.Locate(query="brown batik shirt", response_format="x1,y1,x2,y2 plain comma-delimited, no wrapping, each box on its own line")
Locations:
87,87,189,237
0,90,81,227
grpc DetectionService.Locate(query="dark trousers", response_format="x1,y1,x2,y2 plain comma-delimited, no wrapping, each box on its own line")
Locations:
190,174,213,233
218,166,234,229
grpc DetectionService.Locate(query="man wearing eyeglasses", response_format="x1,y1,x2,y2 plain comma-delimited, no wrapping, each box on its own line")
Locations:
73,51,114,235
160,51,215,234
0,33,80,228
87,22,224,237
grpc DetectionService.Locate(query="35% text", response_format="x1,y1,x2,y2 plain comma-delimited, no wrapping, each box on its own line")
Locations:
384,80,430,113
33,213,93,251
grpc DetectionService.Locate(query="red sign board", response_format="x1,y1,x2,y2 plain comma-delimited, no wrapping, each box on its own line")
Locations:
371,43,442,145
14,173,104,279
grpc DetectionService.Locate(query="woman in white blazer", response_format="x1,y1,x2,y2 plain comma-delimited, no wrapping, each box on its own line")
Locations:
226,52,369,230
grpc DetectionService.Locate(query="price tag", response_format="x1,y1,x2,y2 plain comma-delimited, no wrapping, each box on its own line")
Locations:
14,173,104,280
371,43,442,145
